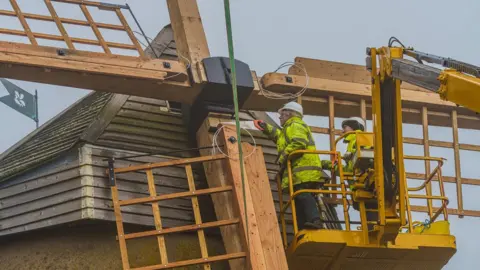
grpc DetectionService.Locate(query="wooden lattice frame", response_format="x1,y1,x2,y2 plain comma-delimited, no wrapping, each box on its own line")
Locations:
109,154,246,270
309,95,480,218
0,0,145,56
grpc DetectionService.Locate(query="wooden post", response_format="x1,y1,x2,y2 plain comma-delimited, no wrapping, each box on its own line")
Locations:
167,0,210,83
196,121,248,270
451,110,464,218
243,144,288,270
196,120,287,270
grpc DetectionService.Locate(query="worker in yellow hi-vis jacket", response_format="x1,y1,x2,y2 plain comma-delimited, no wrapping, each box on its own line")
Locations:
254,101,327,230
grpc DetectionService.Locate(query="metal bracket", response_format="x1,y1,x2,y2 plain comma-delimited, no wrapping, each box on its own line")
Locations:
108,158,116,187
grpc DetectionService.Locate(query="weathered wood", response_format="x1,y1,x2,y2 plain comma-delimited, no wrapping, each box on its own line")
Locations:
81,94,129,143
0,188,82,220
167,0,210,83
110,116,186,134
105,123,188,142
391,58,441,91
0,177,82,209
196,120,247,270
0,166,80,199
0,198,81,230
0,210,82,236
244,146,288,270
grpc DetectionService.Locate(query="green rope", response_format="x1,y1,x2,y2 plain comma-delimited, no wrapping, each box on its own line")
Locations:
223,0,249,243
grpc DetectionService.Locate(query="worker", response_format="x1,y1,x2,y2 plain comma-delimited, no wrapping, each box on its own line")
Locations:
254,101,326,230
321,117,378,230
320,117,366,174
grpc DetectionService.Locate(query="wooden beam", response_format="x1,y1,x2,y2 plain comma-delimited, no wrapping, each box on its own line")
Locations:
288,57,428,92
167,0,210,83
218,127,267,270
0,41,200,103
243,145,288,270
196,120,247,270
9,0,37,45
258,72,480,128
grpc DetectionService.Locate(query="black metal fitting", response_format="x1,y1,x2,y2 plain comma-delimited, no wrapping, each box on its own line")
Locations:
57,49,66,56
228,136,237,144
285,76,293,83
107,158,116,187
163,62,171,69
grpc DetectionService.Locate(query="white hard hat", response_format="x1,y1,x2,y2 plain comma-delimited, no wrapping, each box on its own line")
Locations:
278,101,303,116
342,117,366,131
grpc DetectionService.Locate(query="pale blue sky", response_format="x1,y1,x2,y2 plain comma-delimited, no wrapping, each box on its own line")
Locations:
0,0,479,268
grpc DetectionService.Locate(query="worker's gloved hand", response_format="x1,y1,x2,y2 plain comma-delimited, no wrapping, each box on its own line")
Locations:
254,120,267,131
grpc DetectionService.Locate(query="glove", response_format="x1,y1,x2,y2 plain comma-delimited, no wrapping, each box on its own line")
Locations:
254,120,267,131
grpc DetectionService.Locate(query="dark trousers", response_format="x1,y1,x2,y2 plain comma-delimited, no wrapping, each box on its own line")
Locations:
293,182,322,230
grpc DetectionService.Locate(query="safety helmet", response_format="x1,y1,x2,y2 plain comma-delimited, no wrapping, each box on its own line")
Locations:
342,117,366,131
278,101,303,116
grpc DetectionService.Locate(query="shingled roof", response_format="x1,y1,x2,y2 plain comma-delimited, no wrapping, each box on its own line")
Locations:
0,92,113,181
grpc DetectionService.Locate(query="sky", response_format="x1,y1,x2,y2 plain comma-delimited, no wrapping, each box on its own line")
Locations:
0,0,479,268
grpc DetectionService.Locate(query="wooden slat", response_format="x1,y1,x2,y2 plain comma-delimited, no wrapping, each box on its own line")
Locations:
124,218,240,240
119,186,233,206
8,0,37,45
111,186,130,269
406,173,480,186
80,4,111,54
51,0,125,8
422,107,433,217
0,28,137,50
115,9,145,57
114,154,225,173
451,110,464,217
146,169,169,264
185,164,211,270
132,252,247,270
44,0,75,49
0,9,124,30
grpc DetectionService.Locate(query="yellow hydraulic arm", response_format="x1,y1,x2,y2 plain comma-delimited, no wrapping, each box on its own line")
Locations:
369,38,480,113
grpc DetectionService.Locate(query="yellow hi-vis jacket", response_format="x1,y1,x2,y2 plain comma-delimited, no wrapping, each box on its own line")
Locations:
321,130,362,173
263,117,325,190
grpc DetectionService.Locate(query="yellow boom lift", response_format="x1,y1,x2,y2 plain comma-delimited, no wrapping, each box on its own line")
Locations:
280,37,480,269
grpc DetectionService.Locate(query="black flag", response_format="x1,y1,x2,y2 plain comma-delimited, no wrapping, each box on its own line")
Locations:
0,79,37,121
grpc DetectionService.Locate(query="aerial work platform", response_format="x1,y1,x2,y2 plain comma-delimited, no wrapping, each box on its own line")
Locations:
288,229,456,270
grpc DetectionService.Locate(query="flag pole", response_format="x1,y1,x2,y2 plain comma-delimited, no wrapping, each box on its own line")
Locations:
35,89,39,129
